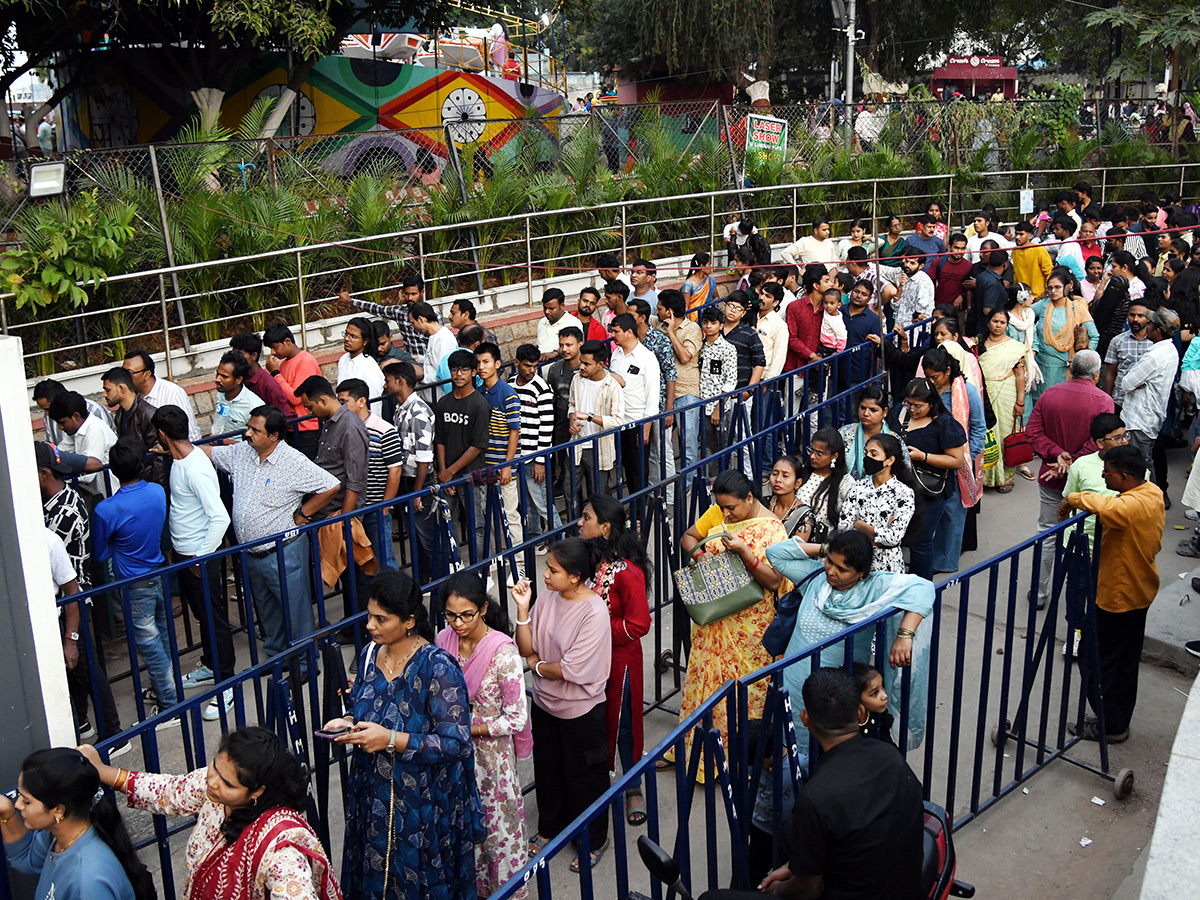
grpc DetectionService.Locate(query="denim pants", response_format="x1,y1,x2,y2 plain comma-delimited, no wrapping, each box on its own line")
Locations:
932,481,969,574
125,579,178,707
362,508,396,571
524,466,562,541
675,394,701,475
908,493,950,581
245,537,315,676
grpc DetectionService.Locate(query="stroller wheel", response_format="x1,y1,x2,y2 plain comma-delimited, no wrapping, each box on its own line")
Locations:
1114,767,1135,800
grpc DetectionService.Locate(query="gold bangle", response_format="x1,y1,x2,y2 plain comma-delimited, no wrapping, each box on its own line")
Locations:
115,768,130,792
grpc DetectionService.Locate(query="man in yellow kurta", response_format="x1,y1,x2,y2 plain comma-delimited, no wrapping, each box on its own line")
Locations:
1058,444,1164,742
1012,221,1054,298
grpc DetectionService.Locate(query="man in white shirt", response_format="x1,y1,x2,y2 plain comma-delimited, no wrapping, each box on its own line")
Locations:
35,379,115,444
336,316,386,415
1049,216,1087,284
537,288,584,361
891,250,936,326
412,302,458,386
1120,308,1180,492
46,390,117,498
123,349,201,441
780,217,834,265
609,313,659,507
755,282,790,379
152,404,234,720
965,212,1013,262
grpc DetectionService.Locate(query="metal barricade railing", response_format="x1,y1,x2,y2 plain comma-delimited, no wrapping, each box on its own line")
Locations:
27,316,1119,900
489,511,1106,900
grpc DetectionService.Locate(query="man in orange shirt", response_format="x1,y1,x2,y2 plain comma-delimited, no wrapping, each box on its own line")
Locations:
1059,444,1164,743
263,323,323,459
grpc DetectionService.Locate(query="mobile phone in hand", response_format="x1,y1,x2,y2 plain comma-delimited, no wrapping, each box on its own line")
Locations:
314,725,352,740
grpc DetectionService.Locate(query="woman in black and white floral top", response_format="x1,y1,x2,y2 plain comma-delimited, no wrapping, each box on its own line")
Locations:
836,432,918,573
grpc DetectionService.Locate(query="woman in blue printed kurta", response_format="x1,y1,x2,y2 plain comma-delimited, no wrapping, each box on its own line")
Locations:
328,570,485,900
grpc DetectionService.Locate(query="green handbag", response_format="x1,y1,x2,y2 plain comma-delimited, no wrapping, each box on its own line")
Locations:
673,533,764,626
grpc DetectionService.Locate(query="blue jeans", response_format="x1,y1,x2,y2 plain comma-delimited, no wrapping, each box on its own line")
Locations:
675,394,701,474
363,508,396,570
908,493,950,581
523,466,561,541
126,579,178,708
245,537,315,676
932,481,969,573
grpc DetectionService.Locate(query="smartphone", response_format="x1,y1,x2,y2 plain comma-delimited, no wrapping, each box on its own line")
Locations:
314,725,352,741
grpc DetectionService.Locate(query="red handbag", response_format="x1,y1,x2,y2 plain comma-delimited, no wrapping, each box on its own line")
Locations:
1003,427,1034,467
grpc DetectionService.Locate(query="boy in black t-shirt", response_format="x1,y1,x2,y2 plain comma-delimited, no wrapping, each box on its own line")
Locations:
434,349,491,561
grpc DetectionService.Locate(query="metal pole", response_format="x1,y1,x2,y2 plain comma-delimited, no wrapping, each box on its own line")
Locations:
620,203,628,266
295,250,308,351
156,274,173,379
792,186,798,241
1100,168,1107,205
709,193,716,256
0,294,7,334
147,144,191,365
418,233,427,297
525,217,534,309
843,0,856,148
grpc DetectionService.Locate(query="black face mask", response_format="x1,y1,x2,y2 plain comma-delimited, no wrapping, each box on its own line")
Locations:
862,456,886,476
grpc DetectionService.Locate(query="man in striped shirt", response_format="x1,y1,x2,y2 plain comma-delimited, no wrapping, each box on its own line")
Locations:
338,378,404,570
383,360,438,583
513,344,560,551
349,275,430,367
476,343,524,573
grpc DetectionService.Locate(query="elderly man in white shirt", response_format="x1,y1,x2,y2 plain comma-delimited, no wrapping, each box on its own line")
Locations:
1119,307,1180,491
122,349,201,441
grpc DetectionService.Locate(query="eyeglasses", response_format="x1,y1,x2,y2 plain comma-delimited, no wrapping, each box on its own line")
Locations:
444,610,480,625
1100,432,1130,444
450,366,475,373
124,368,147,375
903,401,930,412
806,446,833,458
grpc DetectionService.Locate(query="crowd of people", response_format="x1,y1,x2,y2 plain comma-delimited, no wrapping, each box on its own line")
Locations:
24,183,1200,897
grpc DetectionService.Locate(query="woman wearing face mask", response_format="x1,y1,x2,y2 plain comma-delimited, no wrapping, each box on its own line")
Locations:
1,748,154,900
434,572,530,898
78,729,340,900
514,538,611,872
835,434,918,573
576,496,651,826
839,385,903,480
767,529,935,753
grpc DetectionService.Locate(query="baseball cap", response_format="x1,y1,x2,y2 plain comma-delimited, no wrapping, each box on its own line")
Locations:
34,441,88,476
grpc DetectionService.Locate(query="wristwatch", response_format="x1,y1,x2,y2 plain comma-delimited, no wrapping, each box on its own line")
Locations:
66,632,79,641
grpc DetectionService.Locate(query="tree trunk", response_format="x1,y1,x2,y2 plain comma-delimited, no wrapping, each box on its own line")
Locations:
22,68,90,155
189,88,226,133
258,56,320,138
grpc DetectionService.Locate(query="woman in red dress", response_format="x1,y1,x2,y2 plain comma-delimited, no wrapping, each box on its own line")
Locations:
578,494,652,826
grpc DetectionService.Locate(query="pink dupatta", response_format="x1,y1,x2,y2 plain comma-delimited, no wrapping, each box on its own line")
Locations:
948,376,984,509
436,627,533,758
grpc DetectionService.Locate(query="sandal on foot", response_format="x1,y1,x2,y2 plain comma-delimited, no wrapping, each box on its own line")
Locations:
996,484,1014,494
528,833,550,858
625,789,647,826
1018,466,1036,481
569,840,609,873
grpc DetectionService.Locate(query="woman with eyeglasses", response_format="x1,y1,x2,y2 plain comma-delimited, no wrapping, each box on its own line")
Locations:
1032,269,1098,401
323,569,484,900
434,572,530,899
793,427,851,542
889,377,968,580
577,496,652,826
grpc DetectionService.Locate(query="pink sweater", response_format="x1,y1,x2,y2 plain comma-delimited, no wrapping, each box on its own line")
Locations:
530,589,611,717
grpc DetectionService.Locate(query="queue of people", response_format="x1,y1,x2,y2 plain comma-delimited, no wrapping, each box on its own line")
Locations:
22,191,1196,898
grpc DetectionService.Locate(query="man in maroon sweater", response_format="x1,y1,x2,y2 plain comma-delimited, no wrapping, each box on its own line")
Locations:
1026,349,1114,608
785,264,837,371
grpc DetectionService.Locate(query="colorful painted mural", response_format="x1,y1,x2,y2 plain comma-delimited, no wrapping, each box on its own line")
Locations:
64,49,566,173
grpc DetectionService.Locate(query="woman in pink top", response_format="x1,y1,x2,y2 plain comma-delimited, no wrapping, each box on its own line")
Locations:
514,538,612,873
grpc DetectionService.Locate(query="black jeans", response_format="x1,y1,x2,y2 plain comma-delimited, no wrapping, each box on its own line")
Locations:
531,700,610,851
1086,606,1148,734
178,554,236,680
66,622,122,739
